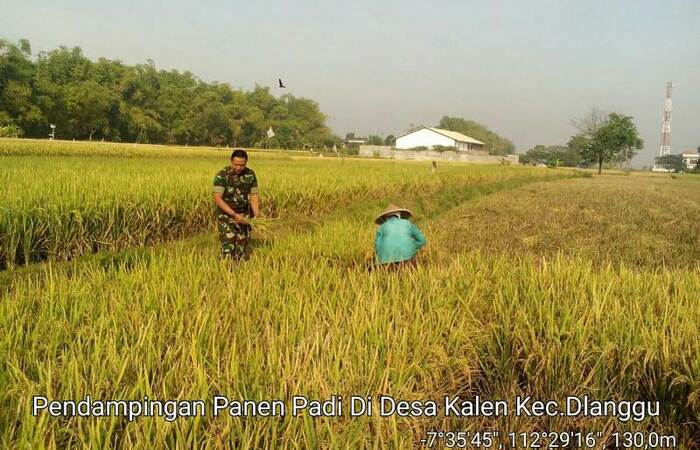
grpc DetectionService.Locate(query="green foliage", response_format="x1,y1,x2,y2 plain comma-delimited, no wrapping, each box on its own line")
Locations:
341,146,359,156
384,134,395,146
569,111,643,174
498,157,511,165
655,154,687,173
437,115,515,155
0,39,337,147
546,158,560,168
431,145,457,152
0,39,45,135
572,169,593,178
367,134,384,145
691,164,700,174
520,144,581,167
0,124,24,137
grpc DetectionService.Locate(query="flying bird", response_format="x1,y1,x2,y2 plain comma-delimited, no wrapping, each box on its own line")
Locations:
278,78,286,88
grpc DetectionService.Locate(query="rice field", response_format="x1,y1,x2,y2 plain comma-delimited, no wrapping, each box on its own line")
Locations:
0,138,561,269
1,139,699,449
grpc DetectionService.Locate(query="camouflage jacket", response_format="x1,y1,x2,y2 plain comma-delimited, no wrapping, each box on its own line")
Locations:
212,166,258,214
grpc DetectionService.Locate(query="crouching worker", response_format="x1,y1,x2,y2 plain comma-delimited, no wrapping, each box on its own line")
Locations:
374,204,427,269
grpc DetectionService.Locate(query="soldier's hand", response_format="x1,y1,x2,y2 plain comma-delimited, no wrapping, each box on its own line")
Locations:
232,213,249,224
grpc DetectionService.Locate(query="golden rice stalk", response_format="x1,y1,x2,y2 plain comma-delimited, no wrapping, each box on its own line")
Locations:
248,217,277,235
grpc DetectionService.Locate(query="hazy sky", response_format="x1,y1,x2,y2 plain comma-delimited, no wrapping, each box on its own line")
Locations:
3,0,699,166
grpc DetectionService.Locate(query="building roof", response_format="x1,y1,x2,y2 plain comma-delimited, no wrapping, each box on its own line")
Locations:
395,127,485,145
428,128,485,145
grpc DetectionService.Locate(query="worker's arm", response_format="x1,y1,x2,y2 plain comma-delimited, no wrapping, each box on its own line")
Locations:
411,223,427,248
249,193,260,218
213,193,248,223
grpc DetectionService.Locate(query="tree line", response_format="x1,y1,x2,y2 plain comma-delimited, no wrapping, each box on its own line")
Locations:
0,39,336,148
1,38,538,155
520,109,644,174
521,110,700,174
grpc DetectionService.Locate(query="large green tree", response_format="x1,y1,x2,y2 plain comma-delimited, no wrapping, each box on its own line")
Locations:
569,111,643,174
65,80,117,140
0,39,45,134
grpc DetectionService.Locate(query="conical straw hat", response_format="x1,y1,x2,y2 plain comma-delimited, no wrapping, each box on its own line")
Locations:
374,203,413,224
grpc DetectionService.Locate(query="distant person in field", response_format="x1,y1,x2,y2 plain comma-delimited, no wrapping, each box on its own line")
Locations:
374,204,427,268
213,149,260,260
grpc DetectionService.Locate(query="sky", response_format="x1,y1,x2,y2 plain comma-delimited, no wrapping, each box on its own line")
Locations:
3,0,699,166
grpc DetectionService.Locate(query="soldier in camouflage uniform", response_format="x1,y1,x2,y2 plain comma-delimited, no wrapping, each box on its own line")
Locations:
212,149,260,260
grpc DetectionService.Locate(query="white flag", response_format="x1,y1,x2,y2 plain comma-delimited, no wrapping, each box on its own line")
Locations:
266,126,275,139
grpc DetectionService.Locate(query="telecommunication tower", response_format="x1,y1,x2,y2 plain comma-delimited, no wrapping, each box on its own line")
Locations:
659,81,673,157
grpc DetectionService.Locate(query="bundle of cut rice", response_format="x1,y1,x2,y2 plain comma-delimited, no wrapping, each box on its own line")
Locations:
248,217,277,235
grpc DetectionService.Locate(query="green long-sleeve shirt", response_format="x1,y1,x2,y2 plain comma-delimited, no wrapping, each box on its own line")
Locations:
374,216,427,264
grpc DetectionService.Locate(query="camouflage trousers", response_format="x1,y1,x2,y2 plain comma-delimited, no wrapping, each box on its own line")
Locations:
217,215,251,260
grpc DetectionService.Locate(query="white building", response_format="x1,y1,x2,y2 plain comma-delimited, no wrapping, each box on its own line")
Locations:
652,151,699,172
395,127,485,152
680,151,699,169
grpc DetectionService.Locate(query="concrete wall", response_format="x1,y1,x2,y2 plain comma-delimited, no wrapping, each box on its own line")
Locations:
359,145,395,156
395,128,454,149
359,145,519,164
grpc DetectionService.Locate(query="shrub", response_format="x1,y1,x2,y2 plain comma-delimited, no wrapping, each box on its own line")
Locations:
432,145,457,153
572,169,593,178
0,124,24,138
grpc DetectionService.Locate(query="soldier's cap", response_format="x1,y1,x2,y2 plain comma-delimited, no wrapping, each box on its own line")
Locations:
375,204,413,225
